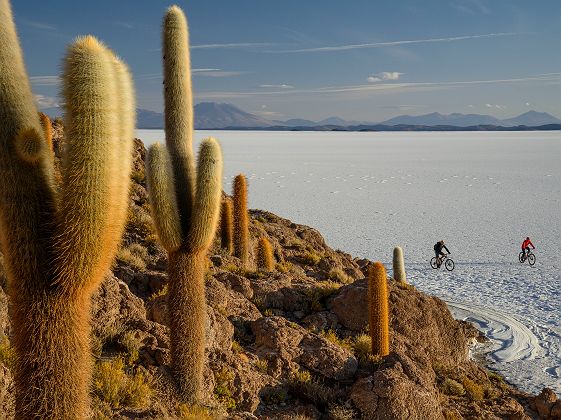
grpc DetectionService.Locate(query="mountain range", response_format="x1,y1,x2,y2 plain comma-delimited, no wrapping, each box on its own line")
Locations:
136,102,561,130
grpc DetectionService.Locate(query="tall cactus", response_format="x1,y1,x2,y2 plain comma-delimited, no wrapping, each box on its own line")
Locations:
221,199,233,253
368,262,390,357
393,246,406,284
0,1,135,416
257,237,274,272
233,174,249,266
145,5,223,403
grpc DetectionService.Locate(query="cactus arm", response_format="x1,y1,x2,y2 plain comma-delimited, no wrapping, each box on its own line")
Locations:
53,36,123,293
0,0,57,291
38,112,53,152
187,137,223,252
108,55,135,252
162,5,196,235
146,143,183,252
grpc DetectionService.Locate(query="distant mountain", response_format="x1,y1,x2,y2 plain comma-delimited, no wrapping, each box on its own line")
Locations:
380,111,561,127
381,112,503,127
137,109,164,129
137,102,273,129
501,111,561,127
136,103,561,131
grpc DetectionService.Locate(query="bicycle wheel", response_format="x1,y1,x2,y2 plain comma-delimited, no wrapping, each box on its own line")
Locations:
518,251,525,263
445,259,455,271
528,254,536,266
430,257,439,269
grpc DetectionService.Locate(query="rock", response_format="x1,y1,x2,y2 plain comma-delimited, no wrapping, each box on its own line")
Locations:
533,388,557,418
350,361,442,420
0,364,14,418
251,317,357,381
215,271,254,300
210,255,223,267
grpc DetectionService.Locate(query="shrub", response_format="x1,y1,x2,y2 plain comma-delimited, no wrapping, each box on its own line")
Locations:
177,404,214,420
231,340,243,354
441,378,465,396
116,244,147,272
254,358,268,374
328,268,352,284
287,367,339,409
0,337,16,370
328,404,357,420
320,329,353,352
93,357,153,409
275,261,294,273
443,409,462,420
462,376,484,400
117,331,143,365
126,207,155,239
214,368,236,411
352,333,372,361
301,250,321,265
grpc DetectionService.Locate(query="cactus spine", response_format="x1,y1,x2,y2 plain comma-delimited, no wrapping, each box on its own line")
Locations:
368,262,390,357
257,237,274,272
393,246,406,284
221,199,233,253
145,5,223,403
233,174,249,265
0,2,135,416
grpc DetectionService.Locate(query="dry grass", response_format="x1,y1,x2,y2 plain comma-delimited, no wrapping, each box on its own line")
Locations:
287,367,339,409
461,376,484,401
0,337,16,370
93,357,153,409
301,250,322,265
328,268,353,284
177,404,214,420
213,368,236,411
352,333,372,361
320,329,353,352
307,281,341,311
254,358,269,374
116,244,147,272
328,404,358,420
441,378,465,396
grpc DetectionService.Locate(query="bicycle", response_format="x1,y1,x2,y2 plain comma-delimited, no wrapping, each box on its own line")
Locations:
430,253,455,271
518,249,536,266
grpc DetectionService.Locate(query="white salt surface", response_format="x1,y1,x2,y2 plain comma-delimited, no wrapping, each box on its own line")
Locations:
137,129,561,394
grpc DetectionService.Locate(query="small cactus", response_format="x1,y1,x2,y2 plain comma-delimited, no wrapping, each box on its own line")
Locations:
220,199,233,253
38,112,53,152
392,246,406,284
368,262,390,357
233,174,249,266
256,237,274,272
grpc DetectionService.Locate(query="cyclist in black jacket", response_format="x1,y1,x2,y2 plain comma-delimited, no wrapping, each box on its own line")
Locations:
434,240,450,266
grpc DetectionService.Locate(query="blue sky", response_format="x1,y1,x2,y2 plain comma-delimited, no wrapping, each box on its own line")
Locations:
14,0,561,121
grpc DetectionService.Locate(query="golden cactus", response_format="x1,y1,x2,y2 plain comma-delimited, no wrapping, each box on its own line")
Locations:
145,5,223,404
368,262,390,357
0,3,135,416
233,174,249,266
220,199,233,253
256,237,274,272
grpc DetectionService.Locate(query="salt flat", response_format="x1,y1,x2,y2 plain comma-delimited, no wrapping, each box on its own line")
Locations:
137,129,561,394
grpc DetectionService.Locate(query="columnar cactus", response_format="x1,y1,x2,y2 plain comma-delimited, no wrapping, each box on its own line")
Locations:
393,246,406,284
0,1,135,416
233,174,249,266
368,262,390,357
145,5,223,403
221,199,233,253
257,237,274,272
38,112,53,152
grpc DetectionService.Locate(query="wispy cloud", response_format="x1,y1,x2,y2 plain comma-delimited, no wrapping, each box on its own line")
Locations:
34,94,60,108
259,84,294,89
367,72,403,83
191,42,273,50
196,72,561,99
268,32,523,53
135,69,246,80
114,21,133,29
30,76,60,86
485,103,506,109
22,20,57,31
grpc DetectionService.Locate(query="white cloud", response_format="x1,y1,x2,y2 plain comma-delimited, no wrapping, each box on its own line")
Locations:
368,72,403,83
30,76,60,86
525,102,531,106
191,42,273,50
259,84,294,89
269,32,522,53
34,94,60,108
114,21,133,29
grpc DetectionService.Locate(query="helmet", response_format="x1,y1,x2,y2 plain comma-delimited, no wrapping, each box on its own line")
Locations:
526,237,530,240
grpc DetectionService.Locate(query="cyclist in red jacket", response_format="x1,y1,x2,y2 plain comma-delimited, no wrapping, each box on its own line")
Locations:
521,237,535,259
